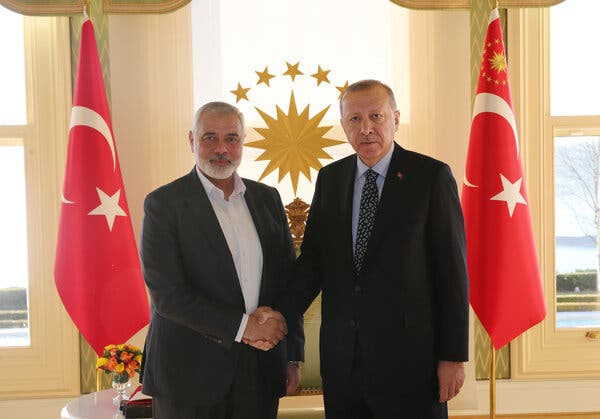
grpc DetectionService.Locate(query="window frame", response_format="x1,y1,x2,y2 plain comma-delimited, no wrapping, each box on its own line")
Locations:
0,14,79,398
508,7,600,379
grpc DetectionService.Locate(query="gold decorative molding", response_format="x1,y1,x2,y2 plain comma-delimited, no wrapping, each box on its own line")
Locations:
0,0,84,16
0,0,568,17
389,0,469,8
389,0,565,9
102,0,190,14
0,0,190,15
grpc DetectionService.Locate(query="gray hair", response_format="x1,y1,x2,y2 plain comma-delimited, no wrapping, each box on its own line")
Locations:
339,79,397,114
192,101,245,138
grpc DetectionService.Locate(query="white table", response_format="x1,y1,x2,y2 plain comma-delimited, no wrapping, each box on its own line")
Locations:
61,389,144,419
61,390,323,419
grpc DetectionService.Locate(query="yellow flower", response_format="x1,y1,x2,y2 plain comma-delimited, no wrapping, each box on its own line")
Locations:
105,344,117,351
96,358,108,368
117,344,125,351
116,362,125,373
134,354,142,364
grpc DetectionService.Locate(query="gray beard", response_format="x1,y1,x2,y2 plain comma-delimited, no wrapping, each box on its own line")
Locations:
197,157,241,180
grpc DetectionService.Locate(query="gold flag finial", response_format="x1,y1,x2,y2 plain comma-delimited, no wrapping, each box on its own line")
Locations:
83,0,91,20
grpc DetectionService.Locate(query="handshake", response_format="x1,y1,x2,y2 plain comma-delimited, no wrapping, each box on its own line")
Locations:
242,306,287,351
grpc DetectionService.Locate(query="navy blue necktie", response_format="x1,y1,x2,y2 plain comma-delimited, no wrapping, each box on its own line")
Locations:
354,169,379,272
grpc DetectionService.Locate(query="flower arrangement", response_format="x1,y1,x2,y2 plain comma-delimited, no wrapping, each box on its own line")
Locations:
96,343,142,380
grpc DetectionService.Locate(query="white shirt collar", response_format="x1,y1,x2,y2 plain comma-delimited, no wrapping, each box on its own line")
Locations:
195,165,246,199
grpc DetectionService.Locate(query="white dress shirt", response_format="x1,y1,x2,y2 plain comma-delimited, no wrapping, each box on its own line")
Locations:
196,167,263,342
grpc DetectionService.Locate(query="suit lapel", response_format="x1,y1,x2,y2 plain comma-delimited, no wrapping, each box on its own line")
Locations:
184,169,242,296
340,156,357,273
241,181,269,305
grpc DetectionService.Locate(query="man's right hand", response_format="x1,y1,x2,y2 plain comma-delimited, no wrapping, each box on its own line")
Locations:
242,306,287,351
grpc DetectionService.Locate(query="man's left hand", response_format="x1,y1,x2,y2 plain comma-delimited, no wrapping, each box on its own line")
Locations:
437,360,465,403
286,362,302,395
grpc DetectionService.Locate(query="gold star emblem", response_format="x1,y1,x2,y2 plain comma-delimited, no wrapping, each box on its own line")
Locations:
487,76,492,82
494,79,500,85
311,65,330,86
489,51,507,74
336,81,349,99
283,61,303,81
230,83,250,103
255,66,276,87
246,92,344,194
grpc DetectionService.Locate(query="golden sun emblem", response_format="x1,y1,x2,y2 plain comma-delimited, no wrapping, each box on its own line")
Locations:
232,61,347,196
489,51,507,74
246,92,344,194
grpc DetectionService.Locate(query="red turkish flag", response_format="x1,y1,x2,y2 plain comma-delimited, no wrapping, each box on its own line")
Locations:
461,9,546,350
54,19,149,355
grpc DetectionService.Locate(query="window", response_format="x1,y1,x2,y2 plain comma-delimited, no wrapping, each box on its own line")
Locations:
508,2,600,378
0,144,29,347
0,7,26,125
550,0,600,329
0,7,29,348
555,135,600,329
0,9,79,397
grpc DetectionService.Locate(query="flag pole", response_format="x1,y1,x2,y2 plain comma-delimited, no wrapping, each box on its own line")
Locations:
96,368,102,392
490,340,496,419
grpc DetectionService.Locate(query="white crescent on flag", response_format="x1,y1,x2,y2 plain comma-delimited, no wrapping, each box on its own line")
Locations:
70,105,117,171
464,92,519,189
472,92,519,159
62,106,117,205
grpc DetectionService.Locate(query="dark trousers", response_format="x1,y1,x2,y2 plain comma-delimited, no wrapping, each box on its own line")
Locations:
152,345,278,419
323,342,448,419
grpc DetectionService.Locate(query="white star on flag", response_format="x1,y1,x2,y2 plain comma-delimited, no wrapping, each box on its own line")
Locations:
88,187,127,231
490,173,527,217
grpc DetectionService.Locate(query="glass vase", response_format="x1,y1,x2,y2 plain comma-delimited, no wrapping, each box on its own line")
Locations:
112,372,131,405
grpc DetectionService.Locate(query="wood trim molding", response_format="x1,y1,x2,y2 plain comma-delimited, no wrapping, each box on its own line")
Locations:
389,0,566,10
0,0,84,16
0,0,191,15
389,0,469,9
102,0,190,14
0,0,567,16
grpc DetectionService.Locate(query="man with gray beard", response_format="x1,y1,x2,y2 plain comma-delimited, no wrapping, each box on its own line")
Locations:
140,102,304,419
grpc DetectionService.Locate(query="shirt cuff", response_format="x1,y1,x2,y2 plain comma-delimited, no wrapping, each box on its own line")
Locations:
234,313,249,342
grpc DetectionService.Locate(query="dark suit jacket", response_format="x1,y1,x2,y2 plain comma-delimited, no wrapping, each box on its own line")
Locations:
280,143,468,401
140,169,304,406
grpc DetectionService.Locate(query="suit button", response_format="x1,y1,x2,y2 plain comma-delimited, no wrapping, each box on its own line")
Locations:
350,320,356,328
354,284,361,293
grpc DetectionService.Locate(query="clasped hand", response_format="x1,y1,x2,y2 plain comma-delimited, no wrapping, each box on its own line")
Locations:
242,306,287,351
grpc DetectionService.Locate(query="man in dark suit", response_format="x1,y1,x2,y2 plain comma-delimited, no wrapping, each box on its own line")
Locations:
278,80,469,418
140,102,304,419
